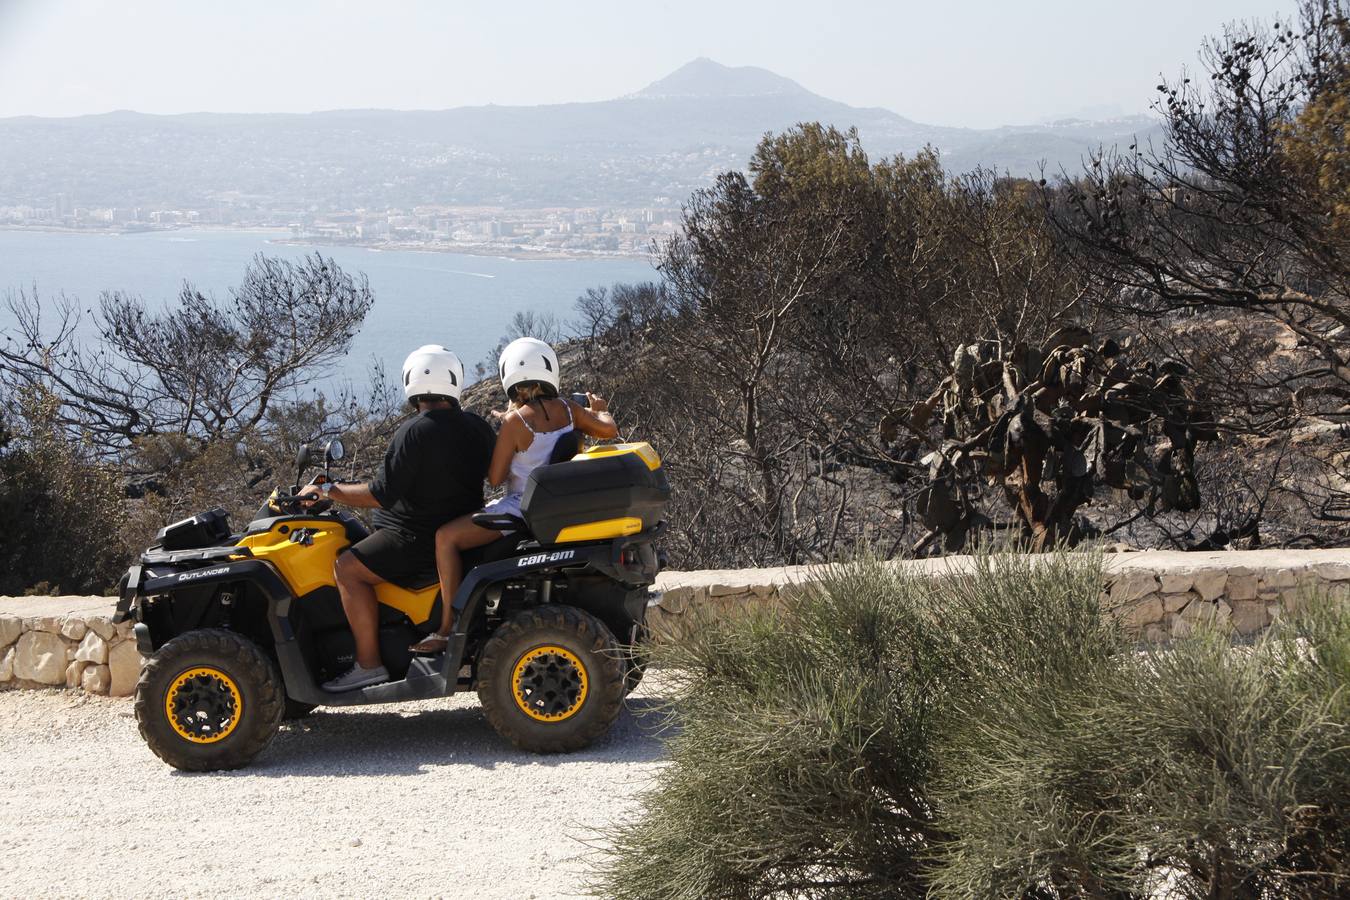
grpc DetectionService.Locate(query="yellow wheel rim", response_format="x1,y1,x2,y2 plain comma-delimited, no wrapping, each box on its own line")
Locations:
164,666,243,744
511,645,589,722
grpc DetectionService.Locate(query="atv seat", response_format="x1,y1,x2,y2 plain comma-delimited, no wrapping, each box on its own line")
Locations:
472,512,527,534
465,435,579,538
382,531,528,592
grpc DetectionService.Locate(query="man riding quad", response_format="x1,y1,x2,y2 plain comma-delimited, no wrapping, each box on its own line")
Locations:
303,344,494,692
118,340,668,770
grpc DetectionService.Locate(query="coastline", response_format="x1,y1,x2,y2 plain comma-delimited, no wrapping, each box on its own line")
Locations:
0,223,292,237
268,236,653,264
0,223,656,264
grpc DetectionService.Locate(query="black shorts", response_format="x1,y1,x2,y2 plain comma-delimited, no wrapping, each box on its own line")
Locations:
347,527,438,587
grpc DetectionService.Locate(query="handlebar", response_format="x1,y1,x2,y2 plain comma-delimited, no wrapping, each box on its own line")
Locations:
266,488,333,517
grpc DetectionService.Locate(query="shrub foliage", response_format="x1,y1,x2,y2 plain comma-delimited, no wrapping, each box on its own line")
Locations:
597,553,1349,898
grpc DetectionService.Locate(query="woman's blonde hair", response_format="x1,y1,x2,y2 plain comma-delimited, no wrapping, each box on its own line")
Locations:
508,380,558,408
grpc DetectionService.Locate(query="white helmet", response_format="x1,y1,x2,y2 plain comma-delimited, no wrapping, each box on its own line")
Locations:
498,337,560,398
401,344,464,403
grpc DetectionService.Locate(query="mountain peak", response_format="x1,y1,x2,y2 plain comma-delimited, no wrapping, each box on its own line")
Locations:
631,58,811,100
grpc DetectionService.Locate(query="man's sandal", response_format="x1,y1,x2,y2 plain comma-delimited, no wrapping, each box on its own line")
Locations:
409,633,450,654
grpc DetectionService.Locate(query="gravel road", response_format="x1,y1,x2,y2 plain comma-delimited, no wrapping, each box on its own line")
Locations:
0,682,671,899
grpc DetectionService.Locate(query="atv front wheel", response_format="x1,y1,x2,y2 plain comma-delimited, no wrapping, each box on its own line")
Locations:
477,606,625,753
134,629,285,771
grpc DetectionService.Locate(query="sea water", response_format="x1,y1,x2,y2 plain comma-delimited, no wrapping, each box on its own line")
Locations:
0,228,655,388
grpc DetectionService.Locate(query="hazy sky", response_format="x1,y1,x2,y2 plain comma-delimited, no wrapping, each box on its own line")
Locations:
0,0,1299,128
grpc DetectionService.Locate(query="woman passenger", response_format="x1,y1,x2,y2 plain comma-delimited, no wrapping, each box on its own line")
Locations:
410,337,617,654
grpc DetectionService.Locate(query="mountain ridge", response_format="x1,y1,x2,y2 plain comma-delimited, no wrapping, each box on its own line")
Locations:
0,58,1158,210
630,57,813,99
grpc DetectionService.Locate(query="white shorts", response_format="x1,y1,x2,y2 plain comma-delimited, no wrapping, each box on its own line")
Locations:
482,492,523,520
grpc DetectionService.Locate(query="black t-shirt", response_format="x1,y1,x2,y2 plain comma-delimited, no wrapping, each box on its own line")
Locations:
368,407,495,539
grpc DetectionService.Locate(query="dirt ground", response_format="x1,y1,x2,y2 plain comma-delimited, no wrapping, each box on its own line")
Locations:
0,682,671,898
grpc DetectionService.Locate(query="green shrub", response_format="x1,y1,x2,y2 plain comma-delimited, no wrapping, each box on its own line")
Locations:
598,558,970,899
596,553,1350,898
0,390,128,595
933,593,1350,898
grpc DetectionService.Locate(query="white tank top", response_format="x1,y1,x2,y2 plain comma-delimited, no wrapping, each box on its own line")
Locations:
504,401,574,497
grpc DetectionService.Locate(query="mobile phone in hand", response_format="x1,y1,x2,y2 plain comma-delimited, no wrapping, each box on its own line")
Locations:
569,392,590,408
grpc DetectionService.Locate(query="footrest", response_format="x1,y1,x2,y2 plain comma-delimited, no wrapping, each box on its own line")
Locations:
405,657,442,680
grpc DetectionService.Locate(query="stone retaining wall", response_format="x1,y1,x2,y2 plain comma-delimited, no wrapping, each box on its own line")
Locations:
4,549,1348,698
0,596,144,696
644,549,1350,642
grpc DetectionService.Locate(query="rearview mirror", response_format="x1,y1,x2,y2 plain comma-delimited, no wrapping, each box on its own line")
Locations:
325,439,345,462
293,443,311,492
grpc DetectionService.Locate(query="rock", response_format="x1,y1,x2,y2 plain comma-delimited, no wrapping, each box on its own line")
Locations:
65,660,88,688
114,620,135,639
87,618,117,642
1116,593,1164,628
0,615,21,650
12,631,68,684
81,663,111,695
1168,612,1192,638
1313,562,1350,582
1162,591,1195,614
1180,598,1230,628
1159,573,1194,594
1143,623,1170,643
60,617,87,641
1191,570,1228,602
74,631,108,665
749,583,777,598
1230,600,1267,636
1227,574,1259,602
657,586,691,615
1108,570,1158,602
1260,568,1299,590
107,640,144,697
0,647,13,682
707,583,747,598
30,616,63,634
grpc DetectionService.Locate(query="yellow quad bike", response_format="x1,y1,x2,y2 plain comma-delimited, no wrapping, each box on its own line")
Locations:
114,438,669,771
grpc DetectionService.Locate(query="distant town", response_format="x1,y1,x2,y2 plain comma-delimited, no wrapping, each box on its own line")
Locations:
0,199,683,259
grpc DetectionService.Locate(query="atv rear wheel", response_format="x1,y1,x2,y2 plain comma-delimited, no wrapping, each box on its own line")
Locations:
135,628,285,772
477,605,625,753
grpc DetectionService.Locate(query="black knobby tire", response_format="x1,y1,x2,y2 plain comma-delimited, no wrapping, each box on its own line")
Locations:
134,628,285,772
477,605,625,754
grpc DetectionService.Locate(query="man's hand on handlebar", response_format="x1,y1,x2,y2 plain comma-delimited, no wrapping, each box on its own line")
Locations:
296,479,326,505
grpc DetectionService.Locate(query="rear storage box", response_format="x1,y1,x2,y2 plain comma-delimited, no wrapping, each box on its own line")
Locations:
522,443,669,544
